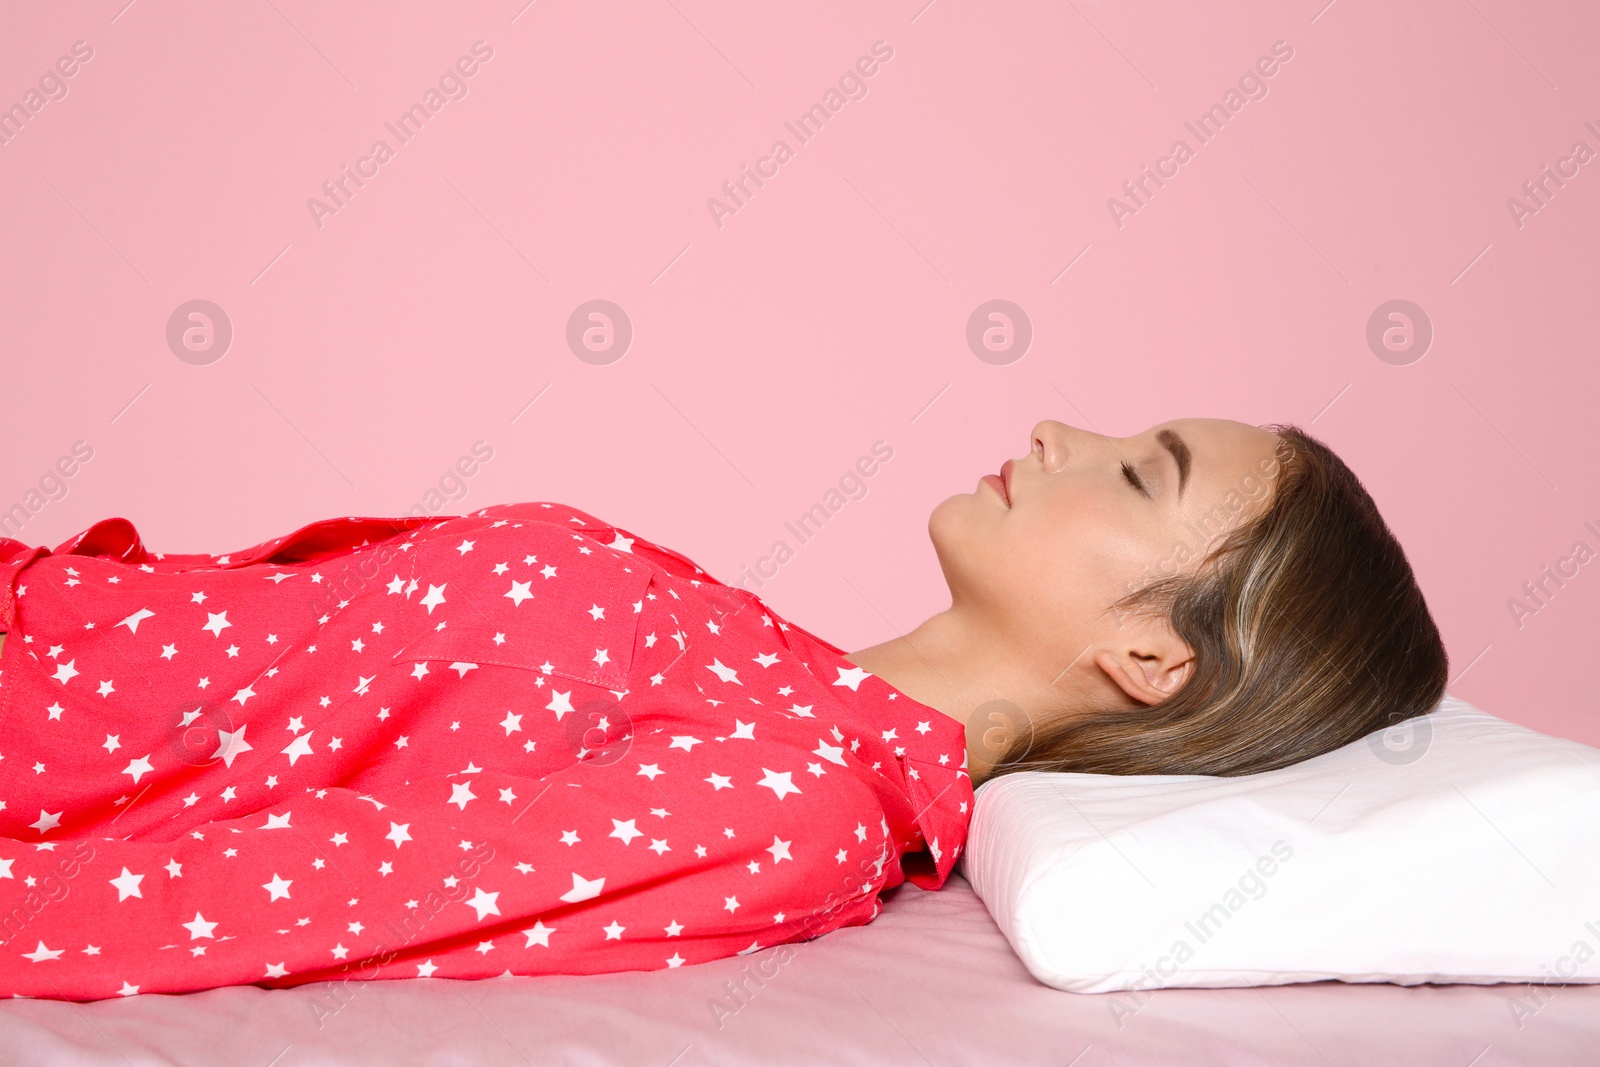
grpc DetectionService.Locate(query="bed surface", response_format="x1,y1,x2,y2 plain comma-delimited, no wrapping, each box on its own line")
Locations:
4,873,1597,1066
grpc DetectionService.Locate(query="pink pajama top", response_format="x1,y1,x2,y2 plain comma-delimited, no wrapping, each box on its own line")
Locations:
0,502,972,1000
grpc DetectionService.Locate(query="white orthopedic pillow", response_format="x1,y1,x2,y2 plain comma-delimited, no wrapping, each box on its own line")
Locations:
960,694,1600,994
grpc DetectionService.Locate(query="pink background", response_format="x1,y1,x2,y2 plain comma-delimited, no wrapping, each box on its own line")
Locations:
1,1,1595,744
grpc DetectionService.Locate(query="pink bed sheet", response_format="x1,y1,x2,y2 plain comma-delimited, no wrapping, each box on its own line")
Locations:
3,873,1597,1066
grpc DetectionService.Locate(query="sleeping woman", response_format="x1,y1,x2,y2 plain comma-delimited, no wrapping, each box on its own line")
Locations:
0,418,1446,1000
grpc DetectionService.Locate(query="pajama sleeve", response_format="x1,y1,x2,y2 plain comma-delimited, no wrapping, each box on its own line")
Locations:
0,719,895,998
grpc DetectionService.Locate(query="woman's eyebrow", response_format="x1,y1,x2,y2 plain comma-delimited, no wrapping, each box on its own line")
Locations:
1157,429,1191,498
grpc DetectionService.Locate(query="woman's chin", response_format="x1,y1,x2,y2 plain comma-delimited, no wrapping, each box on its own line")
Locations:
927,492,971,541
927,493,999,578
929,488,1003,534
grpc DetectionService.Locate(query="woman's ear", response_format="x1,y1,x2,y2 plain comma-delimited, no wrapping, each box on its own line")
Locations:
1092,628,1194,706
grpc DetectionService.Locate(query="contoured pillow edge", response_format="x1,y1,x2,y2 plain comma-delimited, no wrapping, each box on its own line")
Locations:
960,695,1600,993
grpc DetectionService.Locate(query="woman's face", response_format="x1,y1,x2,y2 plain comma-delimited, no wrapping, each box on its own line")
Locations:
929,418,1283,662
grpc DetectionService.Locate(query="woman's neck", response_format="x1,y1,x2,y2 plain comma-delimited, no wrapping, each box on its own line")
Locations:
847,624,968,727
848,608,1079,778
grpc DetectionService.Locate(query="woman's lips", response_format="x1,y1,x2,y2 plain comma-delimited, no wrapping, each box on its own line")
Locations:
980,474,1010,507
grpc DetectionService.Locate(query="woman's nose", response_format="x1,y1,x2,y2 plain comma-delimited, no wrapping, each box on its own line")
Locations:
1030,420,1074,473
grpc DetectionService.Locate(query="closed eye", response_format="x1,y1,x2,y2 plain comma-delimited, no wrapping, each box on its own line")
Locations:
1121,460,1152,499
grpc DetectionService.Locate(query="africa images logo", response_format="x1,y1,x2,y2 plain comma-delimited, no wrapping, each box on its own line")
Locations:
705,41,895,229
1105,40,1295,229
305,42,495,229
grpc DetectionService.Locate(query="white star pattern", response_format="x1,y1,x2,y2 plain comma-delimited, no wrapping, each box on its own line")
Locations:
23,942,65,962
448,781,477,810
109,867,144,901
212,726,253,768
756,768,802,800
117,608,155,634
559,872,606,903
280,732,315,766
0,503,972,999
419,584,447,614
833,666,871,690
813,739,847,765
706,658,742,685
464,888,500,921
182,913,218,940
